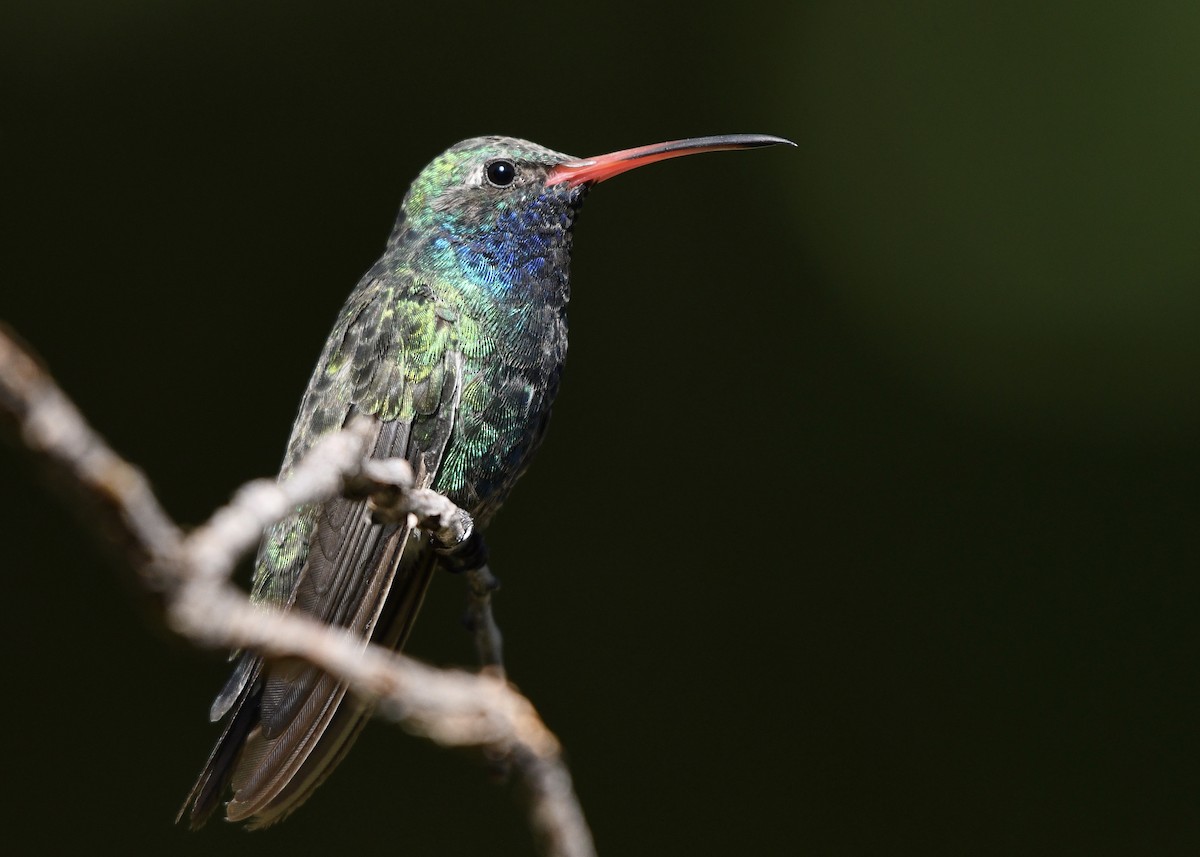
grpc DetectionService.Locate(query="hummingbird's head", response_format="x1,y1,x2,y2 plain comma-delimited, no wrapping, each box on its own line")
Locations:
397,133,796,236
398,136,587,239
390,134,794,295
391,137,588,296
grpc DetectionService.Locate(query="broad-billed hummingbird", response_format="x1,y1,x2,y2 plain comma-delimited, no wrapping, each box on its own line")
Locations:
180,133,793,828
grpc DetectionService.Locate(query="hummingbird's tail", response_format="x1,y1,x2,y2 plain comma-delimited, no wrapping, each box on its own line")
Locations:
179,359,464,828
227,540,438,828
177,535,439,829
176,656,263,828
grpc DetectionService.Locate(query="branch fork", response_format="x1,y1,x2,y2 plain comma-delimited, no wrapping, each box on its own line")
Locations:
0,324,594,857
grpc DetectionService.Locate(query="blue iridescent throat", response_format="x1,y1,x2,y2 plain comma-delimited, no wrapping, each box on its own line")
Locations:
434,190,578,296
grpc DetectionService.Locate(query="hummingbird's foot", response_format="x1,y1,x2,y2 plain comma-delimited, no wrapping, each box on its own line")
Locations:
433,511,487,572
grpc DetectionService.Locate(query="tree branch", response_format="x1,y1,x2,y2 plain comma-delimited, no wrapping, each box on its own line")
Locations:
0,323,595,857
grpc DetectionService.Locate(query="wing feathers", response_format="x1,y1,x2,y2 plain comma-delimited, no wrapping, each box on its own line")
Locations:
180,276,464,828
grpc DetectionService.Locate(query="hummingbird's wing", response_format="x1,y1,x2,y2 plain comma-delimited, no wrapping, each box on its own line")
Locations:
180,276,464,828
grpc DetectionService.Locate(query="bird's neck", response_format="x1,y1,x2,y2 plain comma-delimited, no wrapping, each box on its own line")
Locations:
390,191,581,307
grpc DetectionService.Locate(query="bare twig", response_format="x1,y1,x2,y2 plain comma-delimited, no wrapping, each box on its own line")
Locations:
466,564,506,678
0,323,595,857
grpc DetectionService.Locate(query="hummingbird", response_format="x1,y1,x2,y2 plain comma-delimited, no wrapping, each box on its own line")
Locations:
179,133,793,829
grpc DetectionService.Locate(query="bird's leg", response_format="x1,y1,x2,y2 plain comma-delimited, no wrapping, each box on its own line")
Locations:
355,465,504,674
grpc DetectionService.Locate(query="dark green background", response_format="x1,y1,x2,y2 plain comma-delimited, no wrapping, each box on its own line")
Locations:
3,2,1198,854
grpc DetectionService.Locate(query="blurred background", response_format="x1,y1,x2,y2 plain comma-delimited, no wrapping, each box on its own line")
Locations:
3,1,1198,854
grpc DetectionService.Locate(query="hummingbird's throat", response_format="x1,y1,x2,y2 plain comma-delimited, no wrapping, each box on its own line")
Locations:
437,188,582,300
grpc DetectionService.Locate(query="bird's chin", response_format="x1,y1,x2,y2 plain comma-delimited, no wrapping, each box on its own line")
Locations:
568,182,591,212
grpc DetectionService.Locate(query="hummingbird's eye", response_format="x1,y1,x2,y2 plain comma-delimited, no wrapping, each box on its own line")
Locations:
485,159,517,188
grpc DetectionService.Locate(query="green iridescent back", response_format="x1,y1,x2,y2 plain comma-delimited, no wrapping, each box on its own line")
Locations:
250,136,586,608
